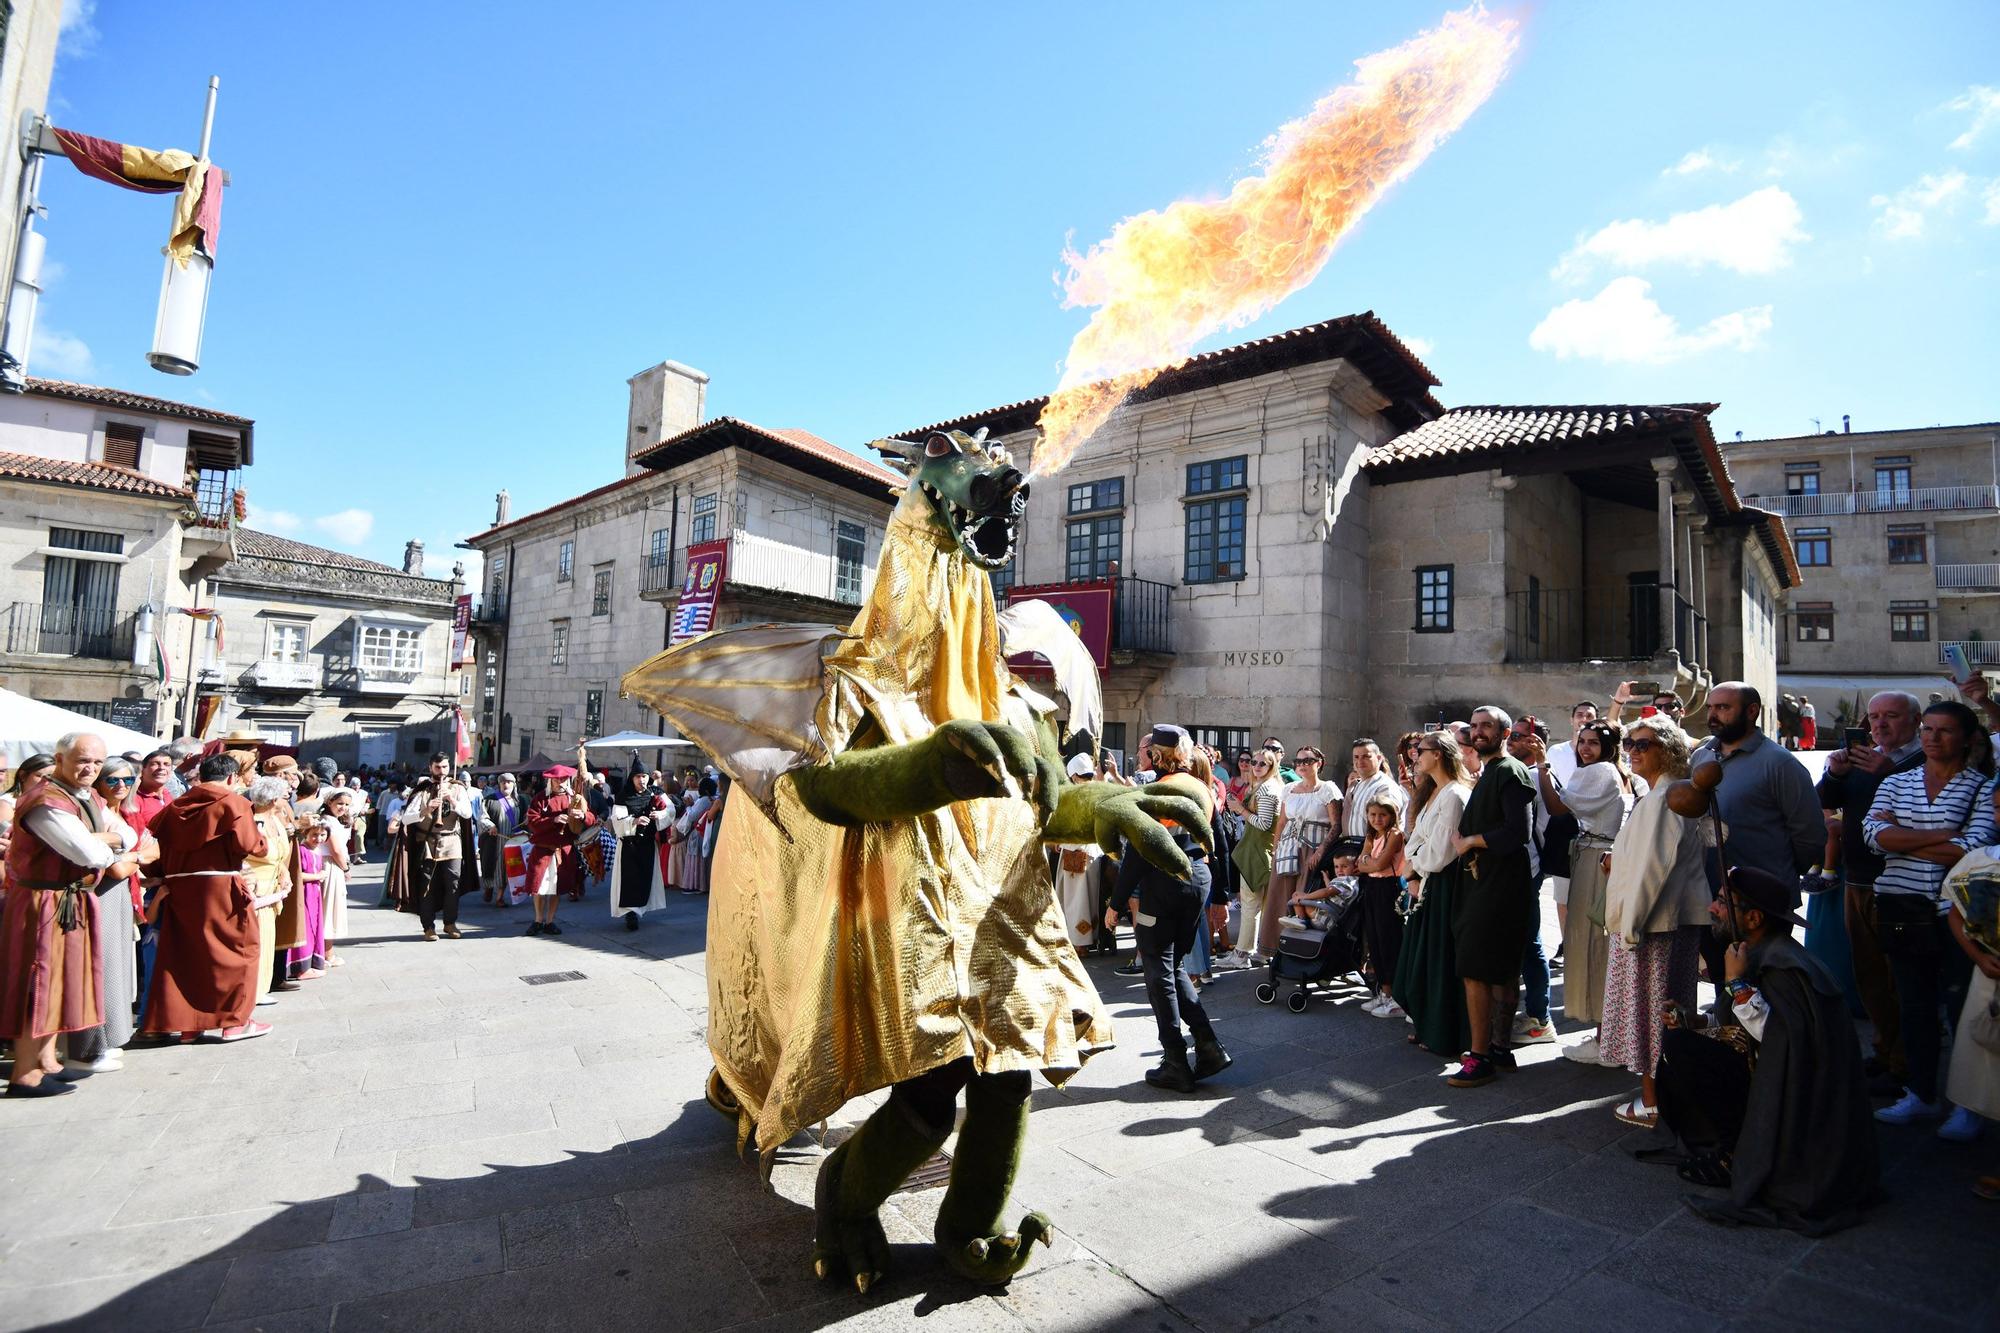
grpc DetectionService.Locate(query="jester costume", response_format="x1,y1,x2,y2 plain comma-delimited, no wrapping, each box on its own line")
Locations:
624,429,1208,1290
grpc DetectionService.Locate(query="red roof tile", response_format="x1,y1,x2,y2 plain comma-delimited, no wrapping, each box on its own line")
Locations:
25,378,254,464
1364,404,1718,469
631,417,901,497
0,449,191,499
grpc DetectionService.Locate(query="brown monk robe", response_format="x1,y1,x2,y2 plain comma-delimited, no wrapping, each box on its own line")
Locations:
142,778,268,1035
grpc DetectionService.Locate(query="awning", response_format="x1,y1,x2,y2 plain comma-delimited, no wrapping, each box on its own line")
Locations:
1777,672,1963,704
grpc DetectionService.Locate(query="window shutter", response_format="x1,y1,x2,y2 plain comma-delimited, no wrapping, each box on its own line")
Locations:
103,423,143,470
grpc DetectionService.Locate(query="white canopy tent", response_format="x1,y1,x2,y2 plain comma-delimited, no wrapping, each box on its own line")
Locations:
0,688,160,766
581,731,699,750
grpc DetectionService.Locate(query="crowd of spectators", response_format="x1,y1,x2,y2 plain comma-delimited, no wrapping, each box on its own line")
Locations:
1059,678,1999,1226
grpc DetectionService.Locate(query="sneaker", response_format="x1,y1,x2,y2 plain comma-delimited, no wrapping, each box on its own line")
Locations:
1489,1048,1519,1073
1114,959,1146,977
1938,1106,1984,1143
61,1052,123,1075
1563,1036,1603,1064
1446,1052,1497,1088
542,923,563,937
1374,998,1406,1019
1875,1090,1943,1125
1212,952,1250,972
1280,915,1309,930
1513,1015,1558,1044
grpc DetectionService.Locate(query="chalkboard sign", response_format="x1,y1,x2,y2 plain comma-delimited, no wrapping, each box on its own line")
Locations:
107,699,158,736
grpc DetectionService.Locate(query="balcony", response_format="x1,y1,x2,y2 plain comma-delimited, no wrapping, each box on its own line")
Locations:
1939,642,2000,667
1937,564,2000,593
2,602,137,660
641,530,871,607
471,592,508,624
1008,576,1176,662
351,666,422,695
1504,584,1705,669
1745,485,2000,519
247,659,318,691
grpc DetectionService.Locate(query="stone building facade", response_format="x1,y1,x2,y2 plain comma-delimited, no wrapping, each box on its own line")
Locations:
463,363,899,766
907,317,1798,757
198,531,461,766
0,378,253,735
1723,421,2000,731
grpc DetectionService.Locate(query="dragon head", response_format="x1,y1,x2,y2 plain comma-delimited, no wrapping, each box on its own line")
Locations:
874,428,1029,570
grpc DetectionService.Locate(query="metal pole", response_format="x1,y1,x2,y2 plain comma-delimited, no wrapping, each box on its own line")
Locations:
196,77,219,160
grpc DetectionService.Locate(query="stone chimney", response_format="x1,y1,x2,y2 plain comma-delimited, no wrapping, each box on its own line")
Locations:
494,490,511,526
403,539,425,576
625,360,709,477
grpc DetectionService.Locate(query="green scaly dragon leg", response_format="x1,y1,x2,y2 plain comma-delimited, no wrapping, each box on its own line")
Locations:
812,1092,951,1294
933,1070,1050,1284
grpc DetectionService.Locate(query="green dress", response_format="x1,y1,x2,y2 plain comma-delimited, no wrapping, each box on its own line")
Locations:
1393,784,1471,1056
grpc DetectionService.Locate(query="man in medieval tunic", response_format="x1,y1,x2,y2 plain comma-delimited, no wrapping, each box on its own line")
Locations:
1655,866,1878,1234
1,732,140,1096
142,753,271,1042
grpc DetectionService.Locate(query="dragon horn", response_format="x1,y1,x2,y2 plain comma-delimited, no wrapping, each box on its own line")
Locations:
868,437,920,472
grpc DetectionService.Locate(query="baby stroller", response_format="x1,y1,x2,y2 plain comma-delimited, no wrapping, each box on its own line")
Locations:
1255,869,1366,1013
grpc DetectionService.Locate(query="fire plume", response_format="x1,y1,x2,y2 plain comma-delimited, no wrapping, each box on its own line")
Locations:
1032,6,1520,478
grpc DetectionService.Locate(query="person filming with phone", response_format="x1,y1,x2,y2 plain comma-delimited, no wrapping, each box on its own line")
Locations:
1817,691,1923,1098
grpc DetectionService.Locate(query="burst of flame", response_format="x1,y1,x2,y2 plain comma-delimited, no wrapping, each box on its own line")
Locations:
1032,6,1520,478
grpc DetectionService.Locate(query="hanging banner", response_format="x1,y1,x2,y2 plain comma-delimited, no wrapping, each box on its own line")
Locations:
671,539,728,643
1006,580,1113,671
451,593,472,666
453,706,473,764
192,693,222,739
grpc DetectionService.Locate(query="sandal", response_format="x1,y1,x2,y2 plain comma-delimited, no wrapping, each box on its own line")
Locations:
219,1021,272,1043
1613,1095,1659,1128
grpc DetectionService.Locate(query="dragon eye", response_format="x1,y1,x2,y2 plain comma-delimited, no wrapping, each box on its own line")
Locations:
925,433,957,459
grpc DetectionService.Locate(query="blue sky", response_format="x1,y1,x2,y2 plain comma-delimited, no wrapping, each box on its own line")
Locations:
34,2,2000,582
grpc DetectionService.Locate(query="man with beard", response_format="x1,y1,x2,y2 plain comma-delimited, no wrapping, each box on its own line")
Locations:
1691,683,1822,1003
1650,866,1877,1234
1445,706,1538,1087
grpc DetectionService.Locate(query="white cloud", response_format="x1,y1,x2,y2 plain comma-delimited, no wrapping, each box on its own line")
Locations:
1663,148,1738,177
38,258,66,288
314,509,375,546
1871,170,1969,239
1528,277,1772,366
1401,335,1435,360
434,538,483,592
1554,186,1806,281
246,505,302,535
1947,86,2000,151
57,0,99,58
1984,180,2000,227
29,328,94,378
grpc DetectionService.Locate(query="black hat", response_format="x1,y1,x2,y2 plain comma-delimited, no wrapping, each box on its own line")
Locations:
1724,865,1807,929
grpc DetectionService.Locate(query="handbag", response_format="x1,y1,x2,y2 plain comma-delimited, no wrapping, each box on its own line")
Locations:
1872,891,1940,957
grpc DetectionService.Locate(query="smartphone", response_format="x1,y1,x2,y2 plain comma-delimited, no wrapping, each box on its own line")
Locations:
1844,727,1870,751
1626,680,1662,699
1945,642,1973,684
1423,722,1442,733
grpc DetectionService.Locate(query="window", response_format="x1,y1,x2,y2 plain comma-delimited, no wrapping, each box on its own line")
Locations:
488,553,507,599
102,422,143,470
691,493,718,544
1784,463,1820,496
585,687,605,736
1189,726,1252,757
1875,457,1912,501
1067,477,1124,515
266,621,307,663
835,520,866,603
40,527,124,655
1415,565,1454,632
1795,528,1831,566
591,566,612,616
557,540,574,582
550,620,569,668
648,527,670,566
1066,513,1122,581
1184,456,1247,584
357,624,422,673
546,714,561,735
1890,606,1930,642
1795,608,1834,642
1887,528,1928,564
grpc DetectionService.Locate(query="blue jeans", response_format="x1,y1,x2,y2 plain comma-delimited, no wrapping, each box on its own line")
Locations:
1518,873,1551,1023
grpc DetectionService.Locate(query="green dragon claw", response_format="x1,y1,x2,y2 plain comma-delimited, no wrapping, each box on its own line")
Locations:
936,1212,1054,1284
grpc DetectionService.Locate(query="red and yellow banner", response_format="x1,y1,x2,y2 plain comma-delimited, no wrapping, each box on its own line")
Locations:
52,127,225,265
1005,580,1114,671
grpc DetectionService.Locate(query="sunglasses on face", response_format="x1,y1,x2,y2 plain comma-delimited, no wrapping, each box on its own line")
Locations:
102,776,135,786
1622,739,1657,752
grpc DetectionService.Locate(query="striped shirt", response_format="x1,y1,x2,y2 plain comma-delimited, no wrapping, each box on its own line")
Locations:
1863,767,1997,908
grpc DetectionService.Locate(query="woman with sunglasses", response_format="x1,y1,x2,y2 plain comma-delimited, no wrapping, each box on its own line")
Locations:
1219,751,1284,969
1600,715,1711,1127
1255,746,1342,960
1394,731,1474,1055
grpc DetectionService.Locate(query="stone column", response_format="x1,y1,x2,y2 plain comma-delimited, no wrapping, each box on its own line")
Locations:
1653,457,1679,657
1689,513,1712,670
1675,494,1698,662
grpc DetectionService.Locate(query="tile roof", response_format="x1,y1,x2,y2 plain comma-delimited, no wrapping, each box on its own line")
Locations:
26,378,255,464
225,529,455,605
1362,404,1718,470
0,449,192,499
465,472,660,545
633,417,901,489
892,311,1444,441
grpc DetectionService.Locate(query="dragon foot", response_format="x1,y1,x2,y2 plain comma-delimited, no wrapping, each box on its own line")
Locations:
936,1212,1054,1284
810,1139,892,1295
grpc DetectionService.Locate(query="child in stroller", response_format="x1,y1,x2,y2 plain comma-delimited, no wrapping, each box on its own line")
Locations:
1257,840,1368,1012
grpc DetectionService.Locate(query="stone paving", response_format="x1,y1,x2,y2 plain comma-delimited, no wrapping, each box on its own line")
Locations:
1,859,1993,1332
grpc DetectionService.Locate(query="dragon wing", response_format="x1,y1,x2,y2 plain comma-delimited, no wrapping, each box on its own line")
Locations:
619,622,846,816
996,598,1103,744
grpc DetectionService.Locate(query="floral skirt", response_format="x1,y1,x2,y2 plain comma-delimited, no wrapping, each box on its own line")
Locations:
1598,926,1701,1078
